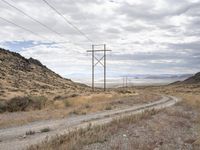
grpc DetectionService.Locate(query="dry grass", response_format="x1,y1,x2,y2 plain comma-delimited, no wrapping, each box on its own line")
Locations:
28,85,200,150
179,93,200,109
28,109,159,150
0,90,160,128
0,95,47,113
141,84,200,110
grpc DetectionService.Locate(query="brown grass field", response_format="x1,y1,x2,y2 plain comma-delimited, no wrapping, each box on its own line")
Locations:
27,84,200,150
0,89,160,128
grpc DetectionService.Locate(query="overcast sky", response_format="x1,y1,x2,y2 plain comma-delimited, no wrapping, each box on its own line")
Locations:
0,0,200,82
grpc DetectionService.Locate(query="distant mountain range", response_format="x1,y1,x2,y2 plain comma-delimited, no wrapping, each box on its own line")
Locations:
122,74,193,80
171,72,200,85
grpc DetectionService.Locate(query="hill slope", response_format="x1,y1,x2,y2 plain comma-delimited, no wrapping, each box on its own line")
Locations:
182,72,200,84
0,48,88,100
170,72,200,85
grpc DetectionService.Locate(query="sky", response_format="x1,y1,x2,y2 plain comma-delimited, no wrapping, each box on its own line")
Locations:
0,0,200,83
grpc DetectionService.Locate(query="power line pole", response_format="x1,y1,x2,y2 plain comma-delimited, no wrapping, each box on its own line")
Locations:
104,44,106,91
92,44,94,91
122,76,128,89
126,76,128,88
87,44,111,92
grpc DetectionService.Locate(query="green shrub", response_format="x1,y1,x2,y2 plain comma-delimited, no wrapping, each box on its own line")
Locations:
40,127,50,133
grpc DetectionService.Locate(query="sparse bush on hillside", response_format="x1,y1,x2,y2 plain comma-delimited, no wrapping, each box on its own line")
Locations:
53,94,79,101
0,90,5,95
70,93,79,98
0,101,7,113
7,97,30,112
105,106,112,110
53,95,62,100
40,127,50,133
84,104,90,109
26,130,36,135
27,96,47,110
0,95,47,113
64,100,71,107
118,90,132,94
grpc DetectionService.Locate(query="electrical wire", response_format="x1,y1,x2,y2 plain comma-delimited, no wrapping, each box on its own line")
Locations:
42,0,93,43
0,16,48,41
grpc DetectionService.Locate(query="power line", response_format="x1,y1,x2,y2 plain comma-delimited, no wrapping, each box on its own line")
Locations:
0,16,84,53
41,0,93,43
0,16,48,41
1,0,66,40
1,0,89,50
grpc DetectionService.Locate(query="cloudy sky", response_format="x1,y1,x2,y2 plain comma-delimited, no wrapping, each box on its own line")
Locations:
0,0,200,82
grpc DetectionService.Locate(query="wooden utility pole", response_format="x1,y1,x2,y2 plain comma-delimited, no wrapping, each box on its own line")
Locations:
87,44,111,92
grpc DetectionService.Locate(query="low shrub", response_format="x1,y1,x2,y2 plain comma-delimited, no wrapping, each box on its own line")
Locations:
40,127,50,133
105,106,112,110
85,104,90,109
0,101,7,113
118,90,132,94
27,96,47,110
53,95,62,100
64,100,71,107
4,95,47,113
70,94,79,98
7,97,31,112
26,130,36,135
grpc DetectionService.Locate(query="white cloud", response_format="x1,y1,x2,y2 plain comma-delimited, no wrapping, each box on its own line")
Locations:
0,0,200,82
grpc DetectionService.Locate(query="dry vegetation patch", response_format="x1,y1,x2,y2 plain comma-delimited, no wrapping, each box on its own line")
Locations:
0,95,47,113
28,109,159,150
83,105,199,150
0,90,160,128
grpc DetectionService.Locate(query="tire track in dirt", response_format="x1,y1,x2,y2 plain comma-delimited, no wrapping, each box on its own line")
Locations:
0,95,180,150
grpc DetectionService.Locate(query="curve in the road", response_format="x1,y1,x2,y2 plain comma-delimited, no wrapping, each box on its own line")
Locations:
0,95,180,150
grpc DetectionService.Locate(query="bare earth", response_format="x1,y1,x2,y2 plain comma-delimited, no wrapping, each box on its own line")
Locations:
0,95,178,150
83,103,200,150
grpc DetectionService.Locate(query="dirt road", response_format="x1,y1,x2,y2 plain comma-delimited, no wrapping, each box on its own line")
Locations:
0,95,180,150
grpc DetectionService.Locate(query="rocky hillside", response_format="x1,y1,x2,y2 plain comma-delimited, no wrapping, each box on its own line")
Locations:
0,48,89,100
182,72,200,84
170,72,200,85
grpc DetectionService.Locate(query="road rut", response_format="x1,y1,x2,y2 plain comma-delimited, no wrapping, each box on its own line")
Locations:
0,95,180,150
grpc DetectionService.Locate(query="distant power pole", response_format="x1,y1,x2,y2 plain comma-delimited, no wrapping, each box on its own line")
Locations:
122,76,128,88
126,76,128,87
87,44,111,91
